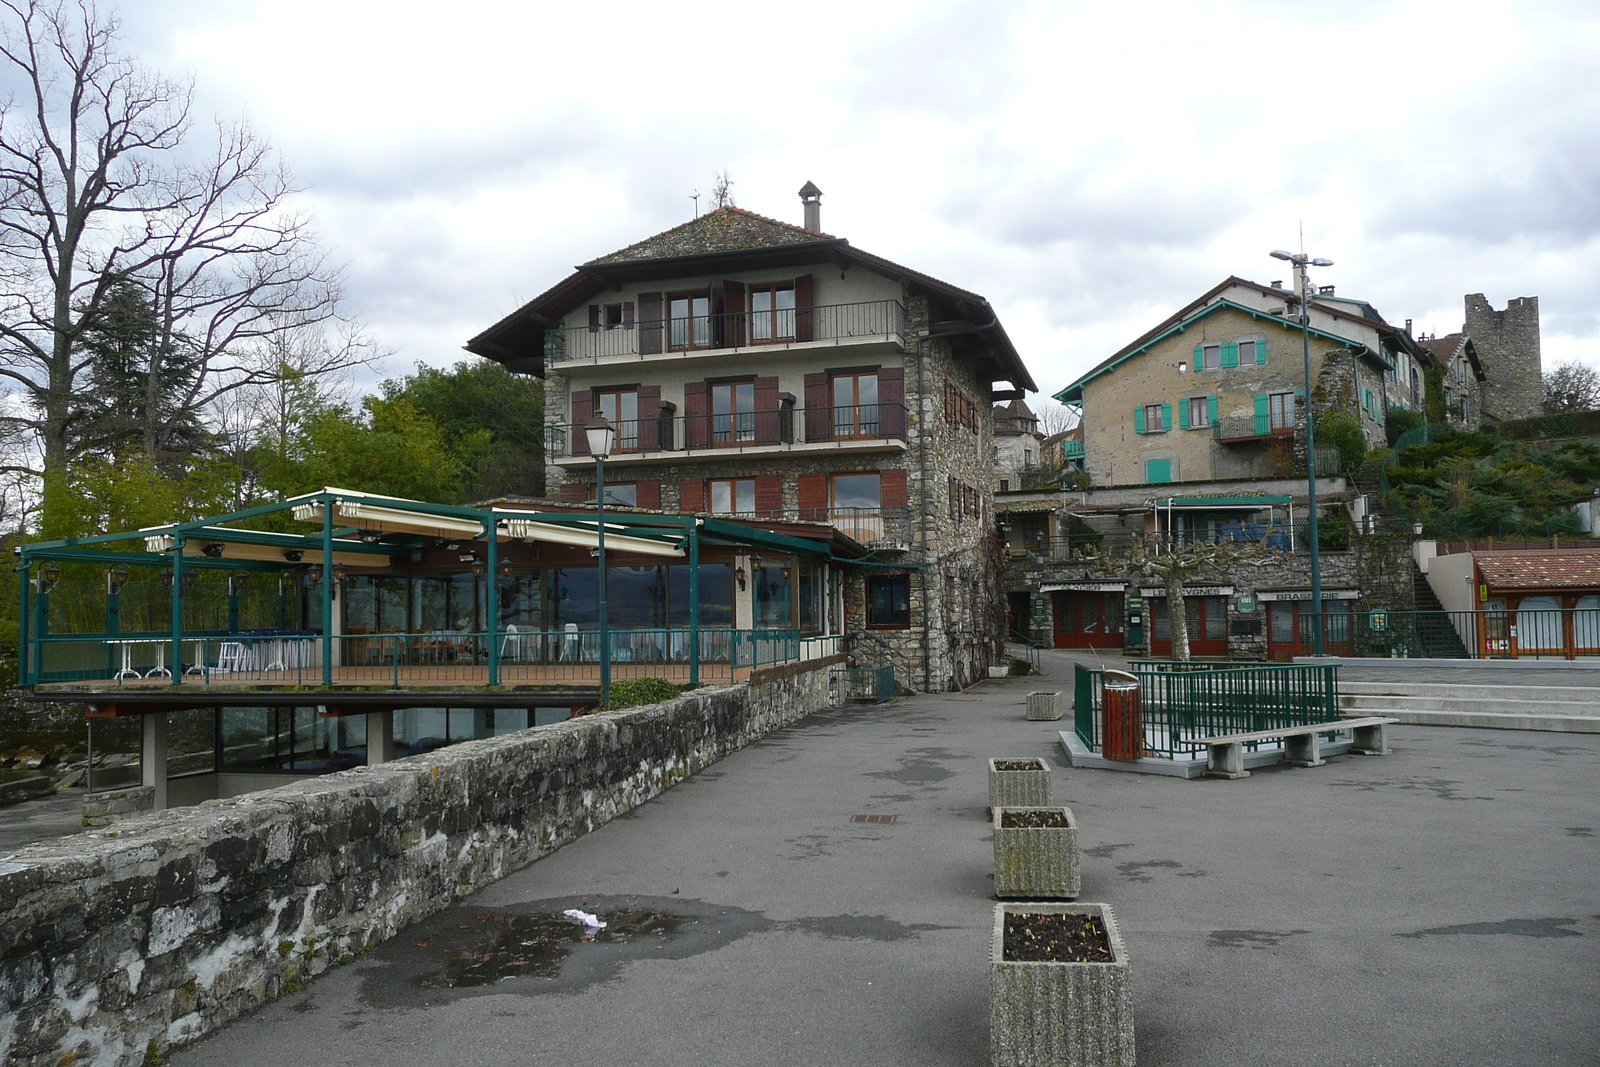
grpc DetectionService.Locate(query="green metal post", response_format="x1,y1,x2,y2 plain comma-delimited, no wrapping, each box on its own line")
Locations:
688,521,700,686
596,456,610,705
170,537,185,684
17,559,30,686
486,516,500,686
322,496,334,686
106,570,120,678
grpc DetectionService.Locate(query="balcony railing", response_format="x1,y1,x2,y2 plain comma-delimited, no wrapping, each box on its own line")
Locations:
1214,415,1294,442
553,300,905,363
1021,520,1390,562
551,403,907,457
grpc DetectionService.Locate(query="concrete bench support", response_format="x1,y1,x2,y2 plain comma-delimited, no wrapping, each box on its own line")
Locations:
1206,741,1249,780
1283,731,1325,768
1350,721,1390,755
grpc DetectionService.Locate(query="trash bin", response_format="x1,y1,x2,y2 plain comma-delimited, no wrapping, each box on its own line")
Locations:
1101,669,1143,761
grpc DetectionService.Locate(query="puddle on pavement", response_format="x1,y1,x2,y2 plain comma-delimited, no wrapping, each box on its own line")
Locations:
358,894,951,1008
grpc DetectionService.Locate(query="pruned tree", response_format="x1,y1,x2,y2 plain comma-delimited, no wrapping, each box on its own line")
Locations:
710,168,735,210
0,1,370,534
1542,360,1600,415
1126,534,1278,661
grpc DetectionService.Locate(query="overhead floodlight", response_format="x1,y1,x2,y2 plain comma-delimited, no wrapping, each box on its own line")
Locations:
1269,249,1297,262
1311,257,1334,267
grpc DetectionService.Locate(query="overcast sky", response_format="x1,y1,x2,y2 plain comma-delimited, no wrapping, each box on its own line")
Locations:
122,0,1600,396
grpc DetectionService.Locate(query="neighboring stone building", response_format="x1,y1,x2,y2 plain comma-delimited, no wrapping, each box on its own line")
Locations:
1418,332,1487,430
466,184,1037,691
1465,293,1543,421
1054,276,1431,488
992,399,1045,492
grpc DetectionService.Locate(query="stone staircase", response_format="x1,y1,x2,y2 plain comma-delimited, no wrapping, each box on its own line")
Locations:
1341,680,1600,733
1410,563,1471,657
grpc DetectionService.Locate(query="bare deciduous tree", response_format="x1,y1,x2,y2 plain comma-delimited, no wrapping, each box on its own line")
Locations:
1542,360,1600,415
1032,396,1078,438
710,168,735,210
0,0,370,533
1127,535,1276,661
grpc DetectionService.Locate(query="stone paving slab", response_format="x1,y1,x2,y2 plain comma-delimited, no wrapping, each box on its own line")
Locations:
167,651,1600,1067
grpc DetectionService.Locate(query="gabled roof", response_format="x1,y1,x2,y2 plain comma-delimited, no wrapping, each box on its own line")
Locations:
1419,333,1487,382
1053,295,1381,403
587,207,830,264
466,206,1036,391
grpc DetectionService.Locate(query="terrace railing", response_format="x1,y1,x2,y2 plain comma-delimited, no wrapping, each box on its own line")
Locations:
553,300,906,363
1300,608,1600,661
550,402,908,458
1073,661,1341,759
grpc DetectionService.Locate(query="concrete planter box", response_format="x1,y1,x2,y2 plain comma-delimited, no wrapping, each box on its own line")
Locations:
988,757,1051,810
1026,691,1064,721
991,902,1134,1067
989,665,1011,678
993,806,1080,899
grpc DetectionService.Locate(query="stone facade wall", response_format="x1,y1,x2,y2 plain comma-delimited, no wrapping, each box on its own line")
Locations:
0,667,834,1067
81,785,155,827
1465,294,1543,422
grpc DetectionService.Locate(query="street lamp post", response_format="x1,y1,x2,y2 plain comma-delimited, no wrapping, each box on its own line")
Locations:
585,417,616,704
1270,248,1334,656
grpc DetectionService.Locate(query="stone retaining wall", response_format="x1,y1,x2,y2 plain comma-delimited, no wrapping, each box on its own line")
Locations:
0,665,833,1067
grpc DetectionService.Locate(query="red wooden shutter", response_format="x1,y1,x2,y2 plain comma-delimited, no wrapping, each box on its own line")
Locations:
754,375,781,444
638,293,663,354
803,372,829,442
559,482,588,503
877,366,905,438
679,478,705,513
719,280,746,347
794,274,815,341
569,388,593,455
636,385,661,450
754,475,784,519
635,479,661,511
684,381,709,448
588,304,600,333
880,468,908,509
798,473,829,523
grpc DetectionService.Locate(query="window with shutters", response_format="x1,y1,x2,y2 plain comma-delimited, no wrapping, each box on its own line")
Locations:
832,372,879,438
748,284,795,342
1201,344,1221,370
602,303,626,329
944,381,977,431
1143,404,1165,432
1186,397,1210,428
709,478,756,517
669,292,712,349
595,388,639,450
1269,391,1296,431
1237,340,1259,364
711,381,756,444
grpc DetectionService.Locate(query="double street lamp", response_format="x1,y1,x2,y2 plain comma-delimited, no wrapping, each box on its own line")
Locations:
1270,248,1333,656
584,416,616,704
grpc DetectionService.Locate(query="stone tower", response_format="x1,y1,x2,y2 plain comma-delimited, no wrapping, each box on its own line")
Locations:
1464,293,1542,421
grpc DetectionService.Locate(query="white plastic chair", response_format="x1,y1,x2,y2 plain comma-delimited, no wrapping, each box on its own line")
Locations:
216,641,247,673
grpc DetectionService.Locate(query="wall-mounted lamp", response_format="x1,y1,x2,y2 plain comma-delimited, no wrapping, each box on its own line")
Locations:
734,565,747,590
106,566,131,595
1413,521,1424,537
780,566,791,580
37,562,60,593
201,542,226,558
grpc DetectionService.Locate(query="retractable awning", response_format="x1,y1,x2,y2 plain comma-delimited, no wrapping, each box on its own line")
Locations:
141,532,386,568
499,517,685,558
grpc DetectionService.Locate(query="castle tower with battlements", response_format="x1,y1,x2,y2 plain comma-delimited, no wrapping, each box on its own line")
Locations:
1464,293,1542,422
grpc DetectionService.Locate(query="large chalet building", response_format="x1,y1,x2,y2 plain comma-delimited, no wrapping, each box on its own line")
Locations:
466,184,1037,690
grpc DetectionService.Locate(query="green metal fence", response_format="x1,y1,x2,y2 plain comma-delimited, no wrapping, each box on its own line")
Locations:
1074,662,1342,759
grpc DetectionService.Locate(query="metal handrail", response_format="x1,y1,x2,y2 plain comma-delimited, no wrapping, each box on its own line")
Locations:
552,299,906,363
551,402,908,456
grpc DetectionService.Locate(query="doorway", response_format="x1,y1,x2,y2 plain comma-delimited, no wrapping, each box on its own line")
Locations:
1051,591,1125,649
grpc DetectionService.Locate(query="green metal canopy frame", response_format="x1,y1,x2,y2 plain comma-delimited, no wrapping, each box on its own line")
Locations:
15,488,844,691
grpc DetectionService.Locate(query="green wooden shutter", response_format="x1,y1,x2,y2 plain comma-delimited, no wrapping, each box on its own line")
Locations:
1256,339,1267,365
1178,397,1190,429
1161,403,1172,432
1254,394,1269,435
1146,459,1172,484
1221,342,1239,368
1192,344,1203,368
1134,405,1145,434
1208,395,1219,427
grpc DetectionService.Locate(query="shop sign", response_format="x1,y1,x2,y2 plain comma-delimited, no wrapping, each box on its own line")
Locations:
1041,582,1127,593
1138,585,1234,598
1257,589,1361,601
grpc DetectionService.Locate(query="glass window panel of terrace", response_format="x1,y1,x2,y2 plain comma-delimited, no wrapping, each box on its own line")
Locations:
666,562,734,627
670,294,711,349
548,568,599,629
498,574,542,630
750,285,796,342
711,478,756,516
412,576,448,632
755,563,792,628
597,389,639,450
833,374,879,437
607,565,669,629
712,382,756,443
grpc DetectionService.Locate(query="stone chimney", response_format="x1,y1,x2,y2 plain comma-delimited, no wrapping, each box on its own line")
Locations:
799,181,822,232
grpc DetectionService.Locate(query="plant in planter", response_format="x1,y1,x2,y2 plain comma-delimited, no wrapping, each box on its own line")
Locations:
990,902,1134,1067
988,757,1051,810
1025,691,1063,721
993,806,1079,899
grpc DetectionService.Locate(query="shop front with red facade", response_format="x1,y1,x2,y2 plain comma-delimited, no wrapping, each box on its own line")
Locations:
1261,589,1358,660
1145,585,1231,658
1048,582,1127,649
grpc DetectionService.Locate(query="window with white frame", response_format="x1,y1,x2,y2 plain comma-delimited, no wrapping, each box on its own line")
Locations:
1187,396,1210,428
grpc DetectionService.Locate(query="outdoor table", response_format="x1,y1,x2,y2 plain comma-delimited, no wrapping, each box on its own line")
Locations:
102,637,208,679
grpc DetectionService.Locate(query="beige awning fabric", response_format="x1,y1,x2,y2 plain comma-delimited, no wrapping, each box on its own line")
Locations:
499,517,685,558
291,499,486,540
141,534,385,568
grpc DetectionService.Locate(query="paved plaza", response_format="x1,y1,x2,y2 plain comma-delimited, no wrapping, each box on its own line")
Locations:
126,651,1600,1065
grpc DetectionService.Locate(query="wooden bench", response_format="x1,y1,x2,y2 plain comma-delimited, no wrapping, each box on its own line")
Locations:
1190,716,1398,779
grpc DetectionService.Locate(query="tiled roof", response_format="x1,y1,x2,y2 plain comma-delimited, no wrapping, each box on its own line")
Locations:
586,206,830,265
1419,334,1465,361
1476,551,1600,590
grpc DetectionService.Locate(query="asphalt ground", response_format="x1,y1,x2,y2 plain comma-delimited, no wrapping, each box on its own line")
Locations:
0,788,84,851
165,650,1600,1067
